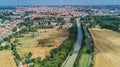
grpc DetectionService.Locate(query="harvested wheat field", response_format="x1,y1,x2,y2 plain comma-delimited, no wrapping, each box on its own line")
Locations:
89,28,120,67
0,50,17,67
17,47,55,58
18,31,68,59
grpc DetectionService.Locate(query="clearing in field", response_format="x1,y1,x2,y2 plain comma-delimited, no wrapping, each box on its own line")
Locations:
0,50,17,67
17,29,69,59
89,28,120,67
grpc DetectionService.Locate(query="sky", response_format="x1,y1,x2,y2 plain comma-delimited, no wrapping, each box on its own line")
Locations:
0,0,120,6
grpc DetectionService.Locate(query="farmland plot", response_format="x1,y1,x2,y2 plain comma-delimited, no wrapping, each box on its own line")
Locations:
89,28,120,67
18,31,68,59
0,50,17,67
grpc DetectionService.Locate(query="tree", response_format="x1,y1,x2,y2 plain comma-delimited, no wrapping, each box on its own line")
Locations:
31,57,41,64
57,17,64,22
12,27,17,32
4,45,10,50
3,36,11,42
19,28,27,34
31,31,35,38
27,52,32,59
0,40,2,44
0,46,4,50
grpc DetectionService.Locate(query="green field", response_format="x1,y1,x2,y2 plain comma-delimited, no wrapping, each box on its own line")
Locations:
79,54,90,67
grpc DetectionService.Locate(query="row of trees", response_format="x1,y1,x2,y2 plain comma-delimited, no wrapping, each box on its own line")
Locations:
0,45,10,50
0,34,20,51
81,16,120,32
3,35,14,42
12,44,21,66
93,16,120,32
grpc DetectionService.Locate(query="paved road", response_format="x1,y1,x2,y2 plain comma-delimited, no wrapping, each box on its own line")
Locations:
63,18,83,67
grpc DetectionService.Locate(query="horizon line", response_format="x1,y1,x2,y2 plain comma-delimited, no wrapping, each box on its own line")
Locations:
1,4,120,7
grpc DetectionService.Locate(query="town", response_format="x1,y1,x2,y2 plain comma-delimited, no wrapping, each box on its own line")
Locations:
0,5,120,67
